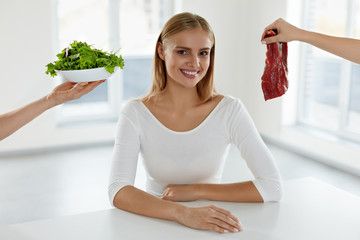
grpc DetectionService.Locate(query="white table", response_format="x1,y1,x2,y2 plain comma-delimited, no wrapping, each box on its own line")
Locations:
0,177,359,240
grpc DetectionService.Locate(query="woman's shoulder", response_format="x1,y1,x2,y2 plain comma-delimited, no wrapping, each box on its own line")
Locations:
219,95,254,127
218,95,245,110
119,98,144,116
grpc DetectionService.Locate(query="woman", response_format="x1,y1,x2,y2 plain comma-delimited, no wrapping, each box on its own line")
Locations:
109,12,282,234
261,18,360,64
0,80,104,141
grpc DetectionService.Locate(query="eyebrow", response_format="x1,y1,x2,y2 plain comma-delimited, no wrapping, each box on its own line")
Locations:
174,46,211,51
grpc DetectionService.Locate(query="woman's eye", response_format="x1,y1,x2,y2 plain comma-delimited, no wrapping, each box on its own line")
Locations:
200,51,209,56
177,50,187,55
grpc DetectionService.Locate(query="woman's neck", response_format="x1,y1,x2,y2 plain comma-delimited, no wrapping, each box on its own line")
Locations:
161,83,202,111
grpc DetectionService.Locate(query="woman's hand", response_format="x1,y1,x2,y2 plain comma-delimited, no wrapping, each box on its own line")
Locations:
162,184,200,202
261,18,302,44
174,205,243,234
46,80,105,107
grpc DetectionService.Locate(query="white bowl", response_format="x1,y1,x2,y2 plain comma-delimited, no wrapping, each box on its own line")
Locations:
57,67,120,82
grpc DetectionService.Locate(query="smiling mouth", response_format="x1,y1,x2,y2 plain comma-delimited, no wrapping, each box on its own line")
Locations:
181,69,199,77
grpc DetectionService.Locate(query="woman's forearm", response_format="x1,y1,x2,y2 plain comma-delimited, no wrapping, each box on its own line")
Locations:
299,30,360,64
196,181,264,202
113,185,243,233
0,96,53,141
162,181,264,203
113,185,185,221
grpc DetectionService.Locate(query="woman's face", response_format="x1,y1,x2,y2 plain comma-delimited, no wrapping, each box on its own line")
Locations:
158,27,212,89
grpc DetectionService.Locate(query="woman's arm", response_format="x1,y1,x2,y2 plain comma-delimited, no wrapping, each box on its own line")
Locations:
163,99,283,203
0,81,103,141
0,96,51,141
114,185,243,233
261,18,360,64
162,181,263,202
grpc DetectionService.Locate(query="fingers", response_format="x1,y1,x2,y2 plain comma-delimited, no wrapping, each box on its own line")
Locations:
70,80,105,99
161,188,174,201
208,224,228,234
261,18,281,41
53,81,77,91
261,25,276,41
161,184,197,202
208,205,243,233
177,205,243,234
161,184,174,200
261,36,278,45
261,18,291,44
208,220,239,233
210,205,240,224
47,80,105,106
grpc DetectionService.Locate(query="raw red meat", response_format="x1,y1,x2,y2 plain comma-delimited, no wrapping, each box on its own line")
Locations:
261,30,288,101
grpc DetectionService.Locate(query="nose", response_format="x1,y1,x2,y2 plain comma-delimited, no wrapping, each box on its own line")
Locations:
187,54,200,68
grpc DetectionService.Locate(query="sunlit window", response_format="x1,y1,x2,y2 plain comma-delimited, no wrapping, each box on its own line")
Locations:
55,0,175,124
299,0,360,142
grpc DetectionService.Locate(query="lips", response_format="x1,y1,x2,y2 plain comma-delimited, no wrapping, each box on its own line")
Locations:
181,69,199,78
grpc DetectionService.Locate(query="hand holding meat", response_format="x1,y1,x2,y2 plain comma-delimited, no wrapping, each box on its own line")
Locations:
261,18,360,64
261,18,301,44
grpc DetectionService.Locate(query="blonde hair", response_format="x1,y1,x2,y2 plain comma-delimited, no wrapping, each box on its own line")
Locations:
142,12,216,102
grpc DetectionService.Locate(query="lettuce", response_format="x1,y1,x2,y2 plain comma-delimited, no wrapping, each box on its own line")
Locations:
45,41,124,77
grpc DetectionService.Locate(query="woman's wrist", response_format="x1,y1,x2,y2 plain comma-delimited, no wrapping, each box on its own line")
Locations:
171,203,188,223
43,95,58,109
296,28,313,43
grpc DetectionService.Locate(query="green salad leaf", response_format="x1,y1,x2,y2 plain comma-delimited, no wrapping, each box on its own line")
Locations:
45,41,124,77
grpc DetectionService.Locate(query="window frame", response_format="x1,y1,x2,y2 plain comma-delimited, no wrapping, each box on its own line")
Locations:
297,0,360,143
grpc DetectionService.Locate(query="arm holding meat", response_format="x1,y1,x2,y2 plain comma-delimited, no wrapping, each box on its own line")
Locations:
261,18,360,64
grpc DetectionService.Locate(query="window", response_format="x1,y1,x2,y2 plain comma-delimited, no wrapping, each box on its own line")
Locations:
55,0,176,124
299,0,360,142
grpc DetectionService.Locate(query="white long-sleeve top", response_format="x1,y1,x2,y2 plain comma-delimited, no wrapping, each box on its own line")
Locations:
108,95,283,205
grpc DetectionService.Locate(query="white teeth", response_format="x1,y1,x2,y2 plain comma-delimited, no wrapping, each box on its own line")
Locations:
182,70,197,75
